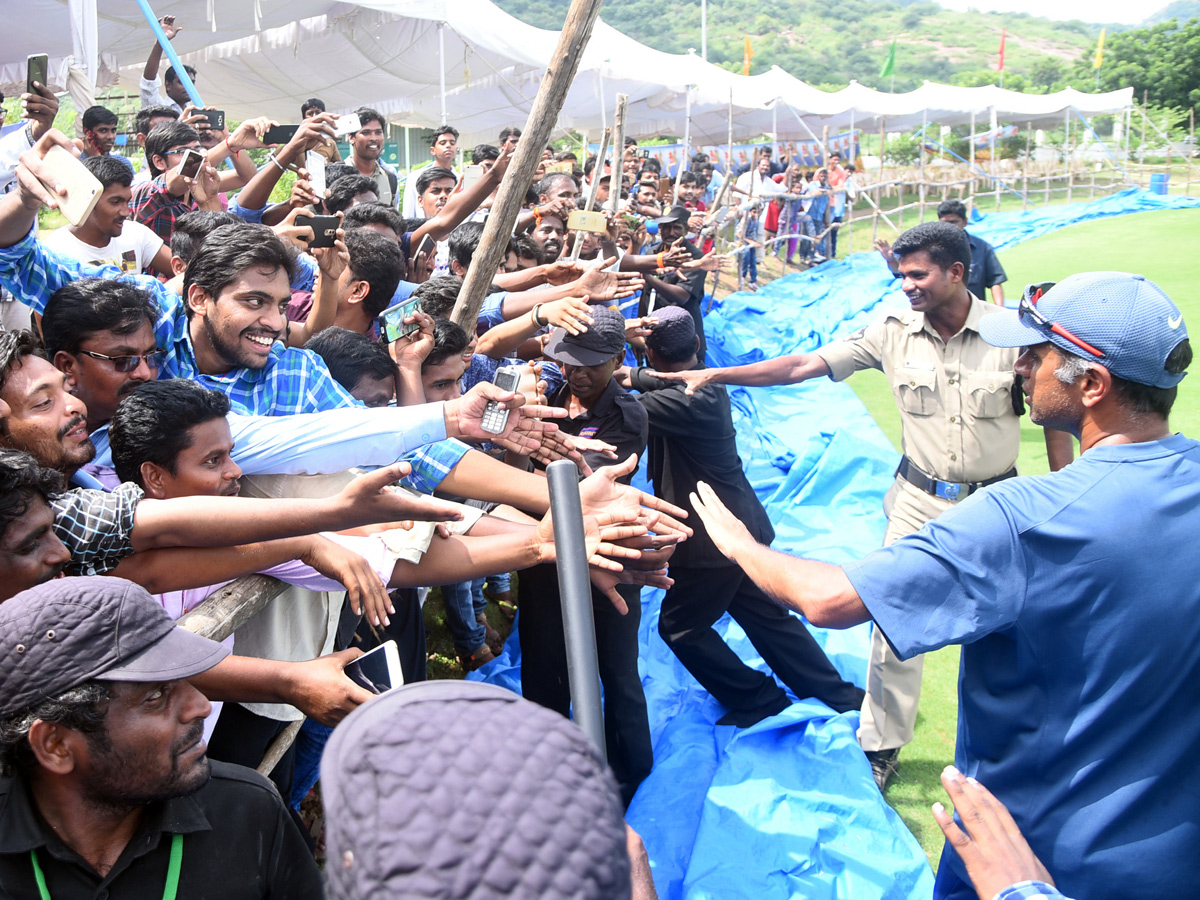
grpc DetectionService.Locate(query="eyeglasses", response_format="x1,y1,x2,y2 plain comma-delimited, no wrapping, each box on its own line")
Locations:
164,145,200,157
77,349,167,372
1018,282,1105,358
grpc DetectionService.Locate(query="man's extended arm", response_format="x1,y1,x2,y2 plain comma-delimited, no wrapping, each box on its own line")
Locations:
650,353,832,396
689,480,869,628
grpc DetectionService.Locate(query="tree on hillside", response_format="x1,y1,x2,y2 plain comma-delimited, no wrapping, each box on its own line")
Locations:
1076,18,1200,108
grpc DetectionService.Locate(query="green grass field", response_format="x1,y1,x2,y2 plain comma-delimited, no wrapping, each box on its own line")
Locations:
847,206,1200,864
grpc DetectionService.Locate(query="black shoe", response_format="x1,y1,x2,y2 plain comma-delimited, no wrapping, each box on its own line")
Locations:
865,747,900,791
716,694,791,728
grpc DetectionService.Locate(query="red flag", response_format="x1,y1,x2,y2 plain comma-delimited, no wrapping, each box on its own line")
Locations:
997,29,1006,72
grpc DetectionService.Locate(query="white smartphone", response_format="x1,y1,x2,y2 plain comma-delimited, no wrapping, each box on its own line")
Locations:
344,640,403,694
460,164,485,192
334,113,362,137
306,150,326,198
482,365,522,435
36,146,103,227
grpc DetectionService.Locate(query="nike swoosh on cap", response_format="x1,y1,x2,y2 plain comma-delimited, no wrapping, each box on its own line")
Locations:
1168,314,1184,330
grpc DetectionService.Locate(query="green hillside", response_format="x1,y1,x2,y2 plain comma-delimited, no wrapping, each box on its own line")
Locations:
498,0,1099,92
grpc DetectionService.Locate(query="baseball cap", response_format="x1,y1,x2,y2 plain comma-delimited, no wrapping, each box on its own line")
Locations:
653,204,690,226
0,577,230,717
979,272,1189,389
544,305,627,366
322,680,630,900
646,305,697,359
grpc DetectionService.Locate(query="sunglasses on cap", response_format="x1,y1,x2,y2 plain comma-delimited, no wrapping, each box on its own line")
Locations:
78,349,167,373
1018,282,1105,359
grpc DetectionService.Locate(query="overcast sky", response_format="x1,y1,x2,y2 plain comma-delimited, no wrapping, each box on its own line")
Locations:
935,0,1156,25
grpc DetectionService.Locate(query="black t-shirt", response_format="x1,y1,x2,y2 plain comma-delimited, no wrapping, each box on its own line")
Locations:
539,378,648,481
966,232,1006,302
629,367,774,568
646,239,708,358
0,761,322,899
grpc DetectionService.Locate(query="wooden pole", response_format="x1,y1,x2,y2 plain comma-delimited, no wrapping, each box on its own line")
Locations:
178,576,287,642
608,94,628,217
451,0,605,330
569,127,610,262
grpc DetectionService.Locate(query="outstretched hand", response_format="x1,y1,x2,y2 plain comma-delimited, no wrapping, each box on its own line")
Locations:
688,481,754,561
339,463,465,525
644,367,714,397
578,454,692,538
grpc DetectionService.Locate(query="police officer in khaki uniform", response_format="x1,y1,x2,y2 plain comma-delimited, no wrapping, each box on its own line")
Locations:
650,221,1074,789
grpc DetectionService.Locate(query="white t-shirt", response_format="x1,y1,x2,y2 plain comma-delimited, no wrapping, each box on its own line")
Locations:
44,220,165,275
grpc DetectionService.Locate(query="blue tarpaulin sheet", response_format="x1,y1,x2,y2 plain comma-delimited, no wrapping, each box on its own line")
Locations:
470,189,1200,898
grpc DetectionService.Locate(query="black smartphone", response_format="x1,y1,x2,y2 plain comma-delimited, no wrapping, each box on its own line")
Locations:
263,123,300,146
412,233,434,261
200,109,226,132
178,149,204,179
295,214,339,249
26,54,48,95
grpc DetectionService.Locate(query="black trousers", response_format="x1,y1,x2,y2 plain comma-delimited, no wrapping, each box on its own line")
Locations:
336,587,428,685
518,563,652,808
658,564,864,716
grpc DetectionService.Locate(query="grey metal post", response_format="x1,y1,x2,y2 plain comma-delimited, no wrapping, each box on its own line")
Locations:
546,460,606,759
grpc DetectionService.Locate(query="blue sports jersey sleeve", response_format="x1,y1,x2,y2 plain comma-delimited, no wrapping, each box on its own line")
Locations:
843,488,1027,659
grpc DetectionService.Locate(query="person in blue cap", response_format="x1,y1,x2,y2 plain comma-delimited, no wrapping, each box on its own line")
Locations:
686,271,1195,900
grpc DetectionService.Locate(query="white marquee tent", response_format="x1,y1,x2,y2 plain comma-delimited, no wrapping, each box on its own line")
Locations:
1,0,1133,147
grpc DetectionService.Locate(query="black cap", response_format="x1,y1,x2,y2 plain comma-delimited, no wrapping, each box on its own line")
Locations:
544,305,627,366
0,577,229,717
653,204,690,225
322,681,630,899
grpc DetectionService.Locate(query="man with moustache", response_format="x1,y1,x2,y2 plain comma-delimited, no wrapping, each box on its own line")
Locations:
0,576,323,899
347,108,399,208
75,106,134,174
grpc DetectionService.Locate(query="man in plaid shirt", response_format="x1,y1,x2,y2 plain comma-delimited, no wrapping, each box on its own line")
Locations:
130,121,223,243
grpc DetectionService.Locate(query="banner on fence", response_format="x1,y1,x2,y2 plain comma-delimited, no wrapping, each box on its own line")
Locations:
588,131,861,175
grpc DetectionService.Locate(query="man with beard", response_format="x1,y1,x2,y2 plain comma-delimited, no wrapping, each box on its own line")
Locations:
75,106,134,174
347,108,399,207
44,157,173,276
0,576,324,898
529,212,566,264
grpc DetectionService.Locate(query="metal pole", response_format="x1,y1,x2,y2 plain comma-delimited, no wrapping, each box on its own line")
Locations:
919,108,927,222
546,460,606,758
134,0,204,108
969,109,976,201
701,0,708,61
990,106,999,211
438,22,448,125
1022,122,1031,210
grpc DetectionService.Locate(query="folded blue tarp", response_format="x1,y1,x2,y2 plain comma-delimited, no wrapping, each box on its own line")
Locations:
471,189,1200,898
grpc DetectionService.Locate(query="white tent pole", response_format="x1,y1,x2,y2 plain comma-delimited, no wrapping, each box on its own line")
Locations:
438,22,447,125
990,105,999,210
674,86,692,196
969,110,976,203
701,0,708,61
849,107,856,164
919,106,927,222
1071,106,1129,184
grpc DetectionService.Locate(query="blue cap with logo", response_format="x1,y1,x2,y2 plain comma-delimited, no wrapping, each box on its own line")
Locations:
978,271,1189,389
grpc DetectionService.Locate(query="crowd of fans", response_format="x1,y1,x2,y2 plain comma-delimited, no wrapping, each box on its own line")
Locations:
0,16,1193,900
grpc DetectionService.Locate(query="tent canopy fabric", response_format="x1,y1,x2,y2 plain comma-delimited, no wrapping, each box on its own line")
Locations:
3,1,1133,149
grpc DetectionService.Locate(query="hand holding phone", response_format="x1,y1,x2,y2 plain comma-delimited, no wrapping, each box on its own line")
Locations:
263,124,300,146
381,296,423,343
178,148,204,180
34,145,103,226
295,214,340,249
343,641,403,694
482,366,522,435
306,151,327,198
334,113,362,137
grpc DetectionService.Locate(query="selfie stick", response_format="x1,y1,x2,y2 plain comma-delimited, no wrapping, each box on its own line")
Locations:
135,0,205,109
546,460,606,760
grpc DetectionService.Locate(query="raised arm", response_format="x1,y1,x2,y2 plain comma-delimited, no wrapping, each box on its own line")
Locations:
411,145,514,245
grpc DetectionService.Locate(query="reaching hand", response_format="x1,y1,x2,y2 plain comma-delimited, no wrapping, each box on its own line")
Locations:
273,206,319,250
645,367,714,397
21,83,59,139
578,454,692,538
289,170,323,209
874,238,898,272
578,258,644,302
932,767,1055,900
541,295,594,335
158,15,181,40
388,310,436,369
688,480,755,561
338,463,465,525
313,225,350,279
282,649,374,726
446,381,567,452
228,116,274,152
681,251,733,273
300,534,392,626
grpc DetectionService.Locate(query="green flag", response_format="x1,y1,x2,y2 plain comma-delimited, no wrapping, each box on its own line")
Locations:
880,39,896,79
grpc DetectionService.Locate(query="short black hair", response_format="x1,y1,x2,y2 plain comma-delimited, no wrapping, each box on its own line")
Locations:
42,280,157,358
135,105,178,138
81,155,132,191
144,122,200,177
472,144,499,165
0,331,45,395
536,172,575,198
342,202,405,240
430,125,459,146
423,318,469,371
690,151,709,167
109,380,231,486
305,327,396,393
326,174,379,214
170,210,241,264
412,276,462,319
640,157,662,174
164,64,197,86
354,107,385,132
448,222,485,273
183,224,298,318
81,105,118,130
553,150,577,163
301,98,326,117
345,229,404,318
498,126,521,143
509,233,538,263
0,449,63,546
0,680,108,778
679,171,698,186
624,137,638,147
937,199,968,220
891,222,971,274
323,163,357,186
415,166,456,197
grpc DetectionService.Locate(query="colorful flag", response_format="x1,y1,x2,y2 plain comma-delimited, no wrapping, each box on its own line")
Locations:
743,36,754,75
1093,28,1106,69
880,39,896,79
997,29,1006,72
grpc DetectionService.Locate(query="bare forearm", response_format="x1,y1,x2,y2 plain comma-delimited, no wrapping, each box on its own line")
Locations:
130,496,363,551
108,537,312,593
438,449,550,515
500,283,573,320
143,42,164,81
990,284,1005,305
476,312,538,359
390,530,541,586
286,270,338,347
189,655,299,704
728,538,867,628
710,354,830,387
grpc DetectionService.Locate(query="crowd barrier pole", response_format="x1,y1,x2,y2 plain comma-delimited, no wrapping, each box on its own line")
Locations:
546,460,607,759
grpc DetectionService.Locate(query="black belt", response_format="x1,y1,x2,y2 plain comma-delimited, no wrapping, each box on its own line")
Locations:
896,456,1016,502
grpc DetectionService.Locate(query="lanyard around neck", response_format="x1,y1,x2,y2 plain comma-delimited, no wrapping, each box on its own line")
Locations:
31,833,182,900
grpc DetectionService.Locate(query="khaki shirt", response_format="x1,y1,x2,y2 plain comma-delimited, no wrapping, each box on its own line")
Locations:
815,295,1020,484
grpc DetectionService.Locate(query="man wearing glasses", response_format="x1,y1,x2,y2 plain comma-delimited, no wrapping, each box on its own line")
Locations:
650,221,1075,789
685,270,1195,900
130,121,221,243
